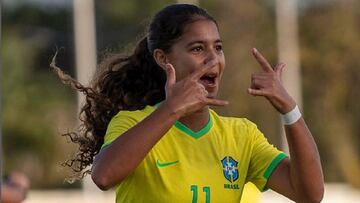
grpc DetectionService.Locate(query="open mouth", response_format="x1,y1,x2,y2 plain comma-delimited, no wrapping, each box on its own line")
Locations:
200,73,217,87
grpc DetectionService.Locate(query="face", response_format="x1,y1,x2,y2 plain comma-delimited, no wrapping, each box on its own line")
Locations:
165,19,225,98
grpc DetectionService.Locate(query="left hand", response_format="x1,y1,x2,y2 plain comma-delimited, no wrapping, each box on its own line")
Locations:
248,48,296,114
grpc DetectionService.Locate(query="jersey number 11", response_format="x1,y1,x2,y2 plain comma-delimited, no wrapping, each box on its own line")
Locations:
191,185,210,203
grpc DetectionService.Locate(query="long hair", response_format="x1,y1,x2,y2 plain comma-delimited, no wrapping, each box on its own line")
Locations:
51,4,217,180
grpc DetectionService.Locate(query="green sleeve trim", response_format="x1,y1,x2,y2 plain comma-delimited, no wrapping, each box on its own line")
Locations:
263,152,287,179
262,152,288,191
101,139,115,149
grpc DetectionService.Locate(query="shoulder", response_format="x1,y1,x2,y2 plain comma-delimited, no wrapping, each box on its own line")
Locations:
111,105,156,122
209,109,263,147
102,105,157,148
106,105,156,134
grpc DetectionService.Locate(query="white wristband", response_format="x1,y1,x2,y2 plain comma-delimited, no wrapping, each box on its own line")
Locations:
281,105,302,125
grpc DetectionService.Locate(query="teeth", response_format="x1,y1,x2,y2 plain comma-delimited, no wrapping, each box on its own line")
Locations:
202,74,216,78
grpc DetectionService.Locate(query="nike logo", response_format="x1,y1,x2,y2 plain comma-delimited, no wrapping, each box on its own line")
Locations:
156,159,179,168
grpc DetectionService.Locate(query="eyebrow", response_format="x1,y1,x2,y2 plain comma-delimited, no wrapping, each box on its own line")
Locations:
186,39,222,47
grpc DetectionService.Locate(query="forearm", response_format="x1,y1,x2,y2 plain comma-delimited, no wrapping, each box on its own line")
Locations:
285,118,324,202
249,49,324,201
91,101,179,189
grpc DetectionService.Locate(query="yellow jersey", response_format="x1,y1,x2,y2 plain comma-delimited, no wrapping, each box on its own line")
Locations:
101,105,286,203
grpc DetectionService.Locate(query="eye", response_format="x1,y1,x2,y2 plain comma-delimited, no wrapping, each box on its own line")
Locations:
215,44,223,52
191,46,203,53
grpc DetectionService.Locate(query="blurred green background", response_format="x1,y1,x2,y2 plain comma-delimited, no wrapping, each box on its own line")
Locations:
2,0,359,191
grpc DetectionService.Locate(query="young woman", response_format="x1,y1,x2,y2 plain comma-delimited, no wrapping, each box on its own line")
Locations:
53,4,324,203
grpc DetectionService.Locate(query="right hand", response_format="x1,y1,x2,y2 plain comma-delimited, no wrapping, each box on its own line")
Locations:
163,62,228,118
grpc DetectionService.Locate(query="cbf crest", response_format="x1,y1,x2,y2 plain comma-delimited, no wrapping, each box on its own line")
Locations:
221,156,239,183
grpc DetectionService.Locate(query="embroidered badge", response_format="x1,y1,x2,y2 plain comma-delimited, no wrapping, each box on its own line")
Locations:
221,156,239,183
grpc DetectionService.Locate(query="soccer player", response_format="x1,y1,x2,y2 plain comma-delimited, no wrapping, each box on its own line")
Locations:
53,4,324,202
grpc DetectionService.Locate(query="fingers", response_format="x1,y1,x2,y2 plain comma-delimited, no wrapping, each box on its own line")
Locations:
197,83,229,106
190,59,218,80
247,88,269,97
204,98,229,106
251,77,272,89
274,62,286,77
165,63,176,89
252,48,274,73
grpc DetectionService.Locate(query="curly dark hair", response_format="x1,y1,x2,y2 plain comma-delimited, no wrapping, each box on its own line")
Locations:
51,4,217,180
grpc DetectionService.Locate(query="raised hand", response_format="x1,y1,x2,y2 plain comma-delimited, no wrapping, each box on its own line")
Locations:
248,48,296,114
164,60,228,118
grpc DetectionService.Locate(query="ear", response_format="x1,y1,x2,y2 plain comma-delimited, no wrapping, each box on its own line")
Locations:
153,49,169,70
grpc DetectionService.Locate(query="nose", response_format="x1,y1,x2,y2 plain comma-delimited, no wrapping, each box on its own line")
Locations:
204,50,219,67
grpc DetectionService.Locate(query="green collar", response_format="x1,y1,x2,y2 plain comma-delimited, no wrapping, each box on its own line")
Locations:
174,116,212,139
155,101,213,139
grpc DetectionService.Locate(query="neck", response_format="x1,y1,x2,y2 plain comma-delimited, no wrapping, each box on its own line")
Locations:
178,106,210,132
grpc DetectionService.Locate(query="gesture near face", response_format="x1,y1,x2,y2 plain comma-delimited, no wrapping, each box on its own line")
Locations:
164,60,228,118
248,48,296,114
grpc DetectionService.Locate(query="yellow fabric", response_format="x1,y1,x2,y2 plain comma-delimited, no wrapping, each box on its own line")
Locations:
102,105,286,203
240,183,261,203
